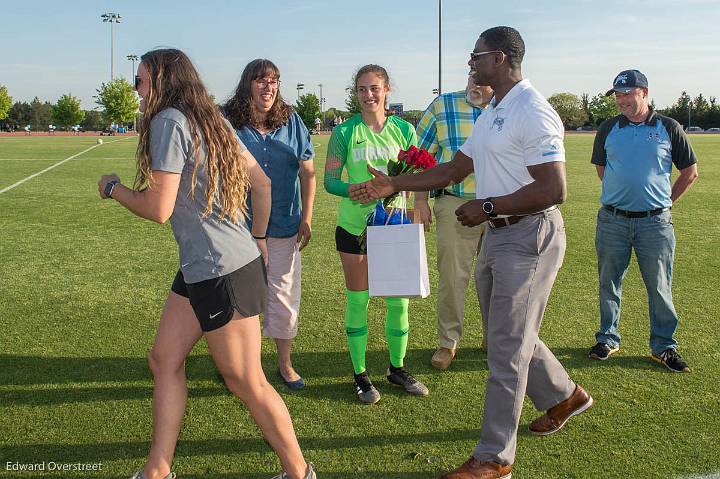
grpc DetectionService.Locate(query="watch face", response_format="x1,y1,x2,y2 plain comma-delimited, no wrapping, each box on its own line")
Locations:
483,201,493,214
104,181,116,197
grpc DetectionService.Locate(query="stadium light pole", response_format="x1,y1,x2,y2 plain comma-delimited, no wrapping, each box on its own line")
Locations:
127,54,139,81
438,0,442,95
101,13,122,81
688,102,691,129
296,83,304,102
318,83,324,125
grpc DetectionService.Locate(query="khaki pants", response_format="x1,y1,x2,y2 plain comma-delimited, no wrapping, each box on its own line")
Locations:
472,208,575,464
434,194,486,349
262,235,302,339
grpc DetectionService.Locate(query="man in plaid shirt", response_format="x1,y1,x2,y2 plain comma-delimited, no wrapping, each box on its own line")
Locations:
415,76,493,370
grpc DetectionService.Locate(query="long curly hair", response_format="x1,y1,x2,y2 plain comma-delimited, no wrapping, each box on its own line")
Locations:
223,59,293,131
135,48,249,223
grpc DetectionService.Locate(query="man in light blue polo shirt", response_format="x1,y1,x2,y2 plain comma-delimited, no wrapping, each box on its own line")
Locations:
589,69,699,372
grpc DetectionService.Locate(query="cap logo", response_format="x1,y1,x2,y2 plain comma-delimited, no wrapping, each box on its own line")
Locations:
615,73,628,85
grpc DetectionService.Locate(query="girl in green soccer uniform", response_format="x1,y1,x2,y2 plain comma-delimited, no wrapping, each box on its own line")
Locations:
324,64,429,404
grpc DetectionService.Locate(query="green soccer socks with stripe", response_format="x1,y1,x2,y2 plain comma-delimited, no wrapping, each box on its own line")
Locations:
344,290,409,373
345,289,370,374
385,297,409,368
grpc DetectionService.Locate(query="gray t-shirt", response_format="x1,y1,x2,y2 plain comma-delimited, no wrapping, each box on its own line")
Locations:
150,107,260,283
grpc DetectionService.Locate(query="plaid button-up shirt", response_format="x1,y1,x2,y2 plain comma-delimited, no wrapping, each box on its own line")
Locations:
416,90,485,199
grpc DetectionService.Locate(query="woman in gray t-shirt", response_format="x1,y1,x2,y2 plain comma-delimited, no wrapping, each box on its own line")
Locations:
98,48,315,479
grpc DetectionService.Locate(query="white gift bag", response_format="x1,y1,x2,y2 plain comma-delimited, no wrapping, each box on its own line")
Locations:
367,223,431,298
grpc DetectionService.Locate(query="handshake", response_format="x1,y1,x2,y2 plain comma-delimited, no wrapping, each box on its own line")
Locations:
349,167,395,204
350,165,488,228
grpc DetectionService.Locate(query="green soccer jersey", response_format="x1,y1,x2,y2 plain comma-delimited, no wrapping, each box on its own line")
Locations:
327,114,418,235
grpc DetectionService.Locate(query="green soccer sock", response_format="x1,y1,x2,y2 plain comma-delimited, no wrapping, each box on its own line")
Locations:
345,289,370,374
385,297,409,368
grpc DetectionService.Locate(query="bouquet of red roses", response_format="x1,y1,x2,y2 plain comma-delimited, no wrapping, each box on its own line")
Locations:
381,146,437,208
389,145,437,175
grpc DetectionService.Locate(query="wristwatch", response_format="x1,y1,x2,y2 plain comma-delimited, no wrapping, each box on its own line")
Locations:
104,180,119,199
482,198,497,218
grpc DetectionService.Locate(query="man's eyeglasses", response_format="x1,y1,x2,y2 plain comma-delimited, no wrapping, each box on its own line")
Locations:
134,75,142,89
255,78,280,89
469,50,503,62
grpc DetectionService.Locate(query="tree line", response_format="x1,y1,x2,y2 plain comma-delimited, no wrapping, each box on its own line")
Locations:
0,80,138,132
1,76,458,134
7,79,714,134
548,91,720,131
2,80,342,134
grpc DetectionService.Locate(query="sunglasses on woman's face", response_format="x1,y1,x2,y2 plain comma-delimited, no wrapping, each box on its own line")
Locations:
135,75,142,89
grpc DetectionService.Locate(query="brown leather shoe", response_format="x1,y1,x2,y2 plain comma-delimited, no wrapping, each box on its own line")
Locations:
431,347,456,369
529,384,593,436
439,457,512,479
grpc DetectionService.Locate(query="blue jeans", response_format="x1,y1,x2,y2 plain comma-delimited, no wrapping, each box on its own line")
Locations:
595,207,678,354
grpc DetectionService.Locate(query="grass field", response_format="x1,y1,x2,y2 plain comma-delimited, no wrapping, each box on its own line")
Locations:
1,133,719,479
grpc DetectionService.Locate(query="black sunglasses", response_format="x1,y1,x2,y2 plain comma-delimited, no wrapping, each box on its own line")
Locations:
469,50,503,62
134,75,142,89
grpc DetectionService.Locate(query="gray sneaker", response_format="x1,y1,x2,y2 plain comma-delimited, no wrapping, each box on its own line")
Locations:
386,366,429,396
130,471,176,479
271,462,316,479
353,372,381,404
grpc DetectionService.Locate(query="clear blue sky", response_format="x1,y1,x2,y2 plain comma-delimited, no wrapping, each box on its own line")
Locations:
2,0,718,111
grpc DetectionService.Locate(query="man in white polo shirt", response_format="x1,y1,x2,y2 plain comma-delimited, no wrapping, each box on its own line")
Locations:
349,26,592,479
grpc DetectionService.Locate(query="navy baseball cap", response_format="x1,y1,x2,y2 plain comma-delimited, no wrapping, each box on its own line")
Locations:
605,69,649,96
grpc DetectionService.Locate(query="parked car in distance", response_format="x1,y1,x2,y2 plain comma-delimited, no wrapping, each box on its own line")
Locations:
575,125,595,131
686,126,704,132
706,127,720,132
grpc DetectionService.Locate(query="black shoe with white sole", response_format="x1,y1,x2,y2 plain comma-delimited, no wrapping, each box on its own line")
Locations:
652,348,690,372
588,342,619,360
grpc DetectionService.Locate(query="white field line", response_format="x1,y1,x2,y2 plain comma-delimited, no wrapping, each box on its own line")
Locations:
0,137,132,195
0,157,134,161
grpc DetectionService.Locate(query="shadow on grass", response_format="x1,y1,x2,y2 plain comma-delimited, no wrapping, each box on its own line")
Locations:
1,380,407,406
0,348,490,386
1,346,664,405
551,347,663,372
0,429,477,464
0,348,488,406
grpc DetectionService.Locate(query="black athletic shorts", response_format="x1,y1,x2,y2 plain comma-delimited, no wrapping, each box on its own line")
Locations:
335,226,367,255
171,256,267,332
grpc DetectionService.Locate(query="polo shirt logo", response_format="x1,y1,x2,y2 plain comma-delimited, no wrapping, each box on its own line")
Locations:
492,117,505,132
542,143,562,157
615,73,628,85
647,132,662,143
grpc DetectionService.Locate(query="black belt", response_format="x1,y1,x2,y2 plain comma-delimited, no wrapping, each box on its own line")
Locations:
488,215,524,228
602,205,670,218
488,206,558,229
432,189,461,198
